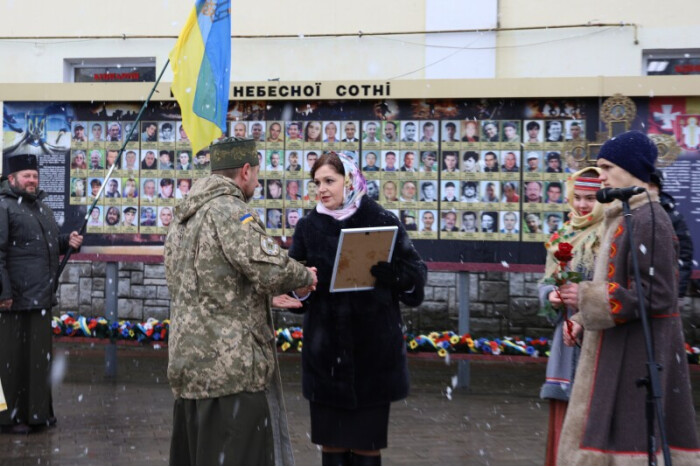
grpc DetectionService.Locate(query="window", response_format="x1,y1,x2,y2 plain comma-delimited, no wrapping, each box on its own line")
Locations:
64,57,156,83
643,49,700,76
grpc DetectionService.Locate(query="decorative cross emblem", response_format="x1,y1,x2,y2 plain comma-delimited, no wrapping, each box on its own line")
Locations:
653,104,681,130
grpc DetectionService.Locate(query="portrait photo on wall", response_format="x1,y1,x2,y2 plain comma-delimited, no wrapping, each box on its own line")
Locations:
480,211,499,234
461,151,480,173
363,121,381,143
419,151,437,172
399,150,418,172
401,121,418,142
460,181,479,203
460,211,479,233
523,120,543,143
341,121,360,142
501,181,520,203
501,121,521,143
381,180,399,202
545,120,564,142
89,122,104,142
106,122,122,142
231,121,248,138
322,121,340,143
361,151,380,172
382,150,399,172
141,121,158,142
440,210,459,232
419,121,438,143
500,211,520,234
382,121,399,143
72,122,88,142
461,120,480,142
525,151,542,172
481,120,499,142
441,181,459,202
419,181,438,202
419,210,437,232
442,151,459,173
304,121,322,143
249,121,266,142
442,121,460,142
267,121,284,143
267,150,284,172
481,151,500,173
158,122,175,142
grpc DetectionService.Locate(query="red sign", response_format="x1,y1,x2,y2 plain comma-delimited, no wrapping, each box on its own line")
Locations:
93,72,140,81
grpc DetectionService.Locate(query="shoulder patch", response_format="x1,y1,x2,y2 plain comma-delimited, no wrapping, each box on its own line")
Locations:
260,235,280,256
240,213,254,225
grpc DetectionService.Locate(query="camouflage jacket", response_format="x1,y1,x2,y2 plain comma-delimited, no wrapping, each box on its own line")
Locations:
164,175,312,399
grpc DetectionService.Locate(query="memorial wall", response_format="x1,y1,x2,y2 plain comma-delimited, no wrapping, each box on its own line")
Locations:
2,90,699,272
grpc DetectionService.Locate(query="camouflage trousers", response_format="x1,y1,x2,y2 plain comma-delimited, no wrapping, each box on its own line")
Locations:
170,391,273,466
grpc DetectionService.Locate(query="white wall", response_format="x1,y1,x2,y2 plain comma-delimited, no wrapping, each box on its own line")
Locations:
0,0,494,83
0,0,698,83
497,0,700,78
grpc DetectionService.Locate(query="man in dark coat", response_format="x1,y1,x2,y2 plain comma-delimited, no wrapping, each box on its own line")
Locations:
648,169,694,298
0,154,83,434
557,131,700,465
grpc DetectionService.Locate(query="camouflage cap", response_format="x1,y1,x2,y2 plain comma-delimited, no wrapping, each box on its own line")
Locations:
210,137,258,171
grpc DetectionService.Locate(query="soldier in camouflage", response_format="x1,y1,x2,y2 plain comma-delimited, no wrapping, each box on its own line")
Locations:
164,137,317,466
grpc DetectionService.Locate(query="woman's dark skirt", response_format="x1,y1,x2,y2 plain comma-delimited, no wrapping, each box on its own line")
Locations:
310,401,390,450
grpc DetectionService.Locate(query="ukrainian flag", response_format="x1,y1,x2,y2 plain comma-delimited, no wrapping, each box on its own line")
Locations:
170,0,231,154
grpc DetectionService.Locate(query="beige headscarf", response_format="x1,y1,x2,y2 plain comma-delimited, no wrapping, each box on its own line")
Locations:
543,167,605,280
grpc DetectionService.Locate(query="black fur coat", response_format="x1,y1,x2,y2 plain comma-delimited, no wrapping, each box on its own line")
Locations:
289,197,427,409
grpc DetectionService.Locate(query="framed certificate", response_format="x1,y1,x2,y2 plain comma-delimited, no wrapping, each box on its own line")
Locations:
330,226,398,293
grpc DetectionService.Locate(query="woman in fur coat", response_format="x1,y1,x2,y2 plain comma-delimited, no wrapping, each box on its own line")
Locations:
289,152,427,466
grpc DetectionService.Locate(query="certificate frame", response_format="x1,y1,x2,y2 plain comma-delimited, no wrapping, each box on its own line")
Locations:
330,226,399,293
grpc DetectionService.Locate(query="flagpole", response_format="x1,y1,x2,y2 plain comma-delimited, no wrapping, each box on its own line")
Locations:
54,58,171,291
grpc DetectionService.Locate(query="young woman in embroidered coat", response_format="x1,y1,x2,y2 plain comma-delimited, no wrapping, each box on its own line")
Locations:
538,167,604,465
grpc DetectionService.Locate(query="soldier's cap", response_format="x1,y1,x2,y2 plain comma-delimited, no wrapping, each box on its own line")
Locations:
210,137,259,171
123,206,137,214
6,154,38,175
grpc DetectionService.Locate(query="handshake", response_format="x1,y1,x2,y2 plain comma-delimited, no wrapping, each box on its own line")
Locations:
294,267,318,297
272,266,318,309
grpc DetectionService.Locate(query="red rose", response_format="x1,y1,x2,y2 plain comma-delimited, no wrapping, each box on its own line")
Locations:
554,242,574,263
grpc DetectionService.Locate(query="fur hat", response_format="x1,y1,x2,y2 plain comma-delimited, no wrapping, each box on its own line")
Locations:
598,130,657,182
5,154,38,175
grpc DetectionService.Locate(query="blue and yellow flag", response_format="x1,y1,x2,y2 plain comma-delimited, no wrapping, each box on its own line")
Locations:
169,0,231,154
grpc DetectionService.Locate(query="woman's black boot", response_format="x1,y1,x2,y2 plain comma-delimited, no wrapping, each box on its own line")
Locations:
322,450,353,466
351,453,381,465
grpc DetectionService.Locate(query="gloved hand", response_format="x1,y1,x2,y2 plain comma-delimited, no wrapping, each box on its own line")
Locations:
370,261,413,291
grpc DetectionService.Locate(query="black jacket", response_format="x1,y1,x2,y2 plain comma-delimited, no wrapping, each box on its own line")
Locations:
659,191,694,297
0,181,70,310
289,197,427,409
